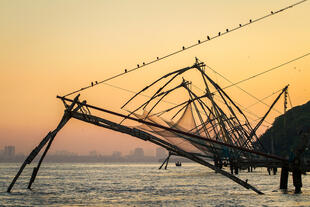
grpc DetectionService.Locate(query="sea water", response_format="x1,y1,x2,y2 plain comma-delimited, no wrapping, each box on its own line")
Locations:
1,163,310,207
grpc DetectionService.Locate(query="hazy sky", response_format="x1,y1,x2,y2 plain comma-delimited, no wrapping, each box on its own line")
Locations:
0,0,309,156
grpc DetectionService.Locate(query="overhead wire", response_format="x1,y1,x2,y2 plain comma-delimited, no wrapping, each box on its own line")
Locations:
287,92,293,108
222,52,310,91
246,88,283,109
102,82,177,106
62,0,308,97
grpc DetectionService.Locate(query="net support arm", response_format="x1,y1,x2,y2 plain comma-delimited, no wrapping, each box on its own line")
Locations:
69,110,264,194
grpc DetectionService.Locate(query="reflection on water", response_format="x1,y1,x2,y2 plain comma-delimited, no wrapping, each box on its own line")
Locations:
0,163,310,206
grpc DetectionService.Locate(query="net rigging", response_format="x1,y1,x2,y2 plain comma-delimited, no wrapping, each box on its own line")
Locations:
7,0,310,196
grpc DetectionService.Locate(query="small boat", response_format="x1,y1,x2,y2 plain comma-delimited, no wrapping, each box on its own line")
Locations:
175,161,182,167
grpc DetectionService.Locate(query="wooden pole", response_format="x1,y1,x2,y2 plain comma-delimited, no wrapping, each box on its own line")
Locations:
27,115,70,189
159,155,169,170
27,97,84,189
280,166,289,190
7,95,80,193
164,153,171,170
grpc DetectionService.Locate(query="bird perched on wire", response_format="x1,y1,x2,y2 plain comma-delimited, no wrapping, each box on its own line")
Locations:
198,40,201,44
207,36,210,40
124,69,127,73
182,46,185,50
239,24,242,27
226,29,229,32
218,32,221,36
249,19,252,23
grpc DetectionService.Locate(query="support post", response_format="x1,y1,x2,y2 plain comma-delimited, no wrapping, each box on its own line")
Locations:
229,159,234,174
280,166,289,190
292,169,302,193
267,167,271,175
234,166,239,175
273,167,277,175
7,95,80,193
164,153,171,170
27,113,71,189
159,153,170,170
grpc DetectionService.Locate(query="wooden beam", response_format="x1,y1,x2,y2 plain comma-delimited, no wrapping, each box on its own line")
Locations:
57,96,287,162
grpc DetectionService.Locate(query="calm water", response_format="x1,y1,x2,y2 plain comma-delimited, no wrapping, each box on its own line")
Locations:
1,163,310,206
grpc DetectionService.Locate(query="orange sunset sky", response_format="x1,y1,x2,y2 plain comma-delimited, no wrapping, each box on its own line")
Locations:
0,0,309,156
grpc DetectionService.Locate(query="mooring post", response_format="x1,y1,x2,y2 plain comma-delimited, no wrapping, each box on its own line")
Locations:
230,162,234,174
234,159,239,175
219,159,223,169
273,167,277,175
214,157,218,173
234,166,239,175
293,169,302,193
229,158,234,174
280,166,289,190
292,168,302,193
291,126,310,193
292,156,303,193
267,167,271,175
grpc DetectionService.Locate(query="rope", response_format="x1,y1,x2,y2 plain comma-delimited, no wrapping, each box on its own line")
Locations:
204,64,283,114
207,52,310,114
63,0,308,97
288,91,294,108
246,88,283,109
222,52,310,91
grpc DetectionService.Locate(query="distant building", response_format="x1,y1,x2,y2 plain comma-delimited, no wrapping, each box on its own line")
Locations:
112,151,122,158
133,148,144,158
156,147,167,159
54,150,76,156
4,146,15,157
89,150,98,157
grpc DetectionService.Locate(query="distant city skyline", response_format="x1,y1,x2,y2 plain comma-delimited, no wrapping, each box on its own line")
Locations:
0,145,175,163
